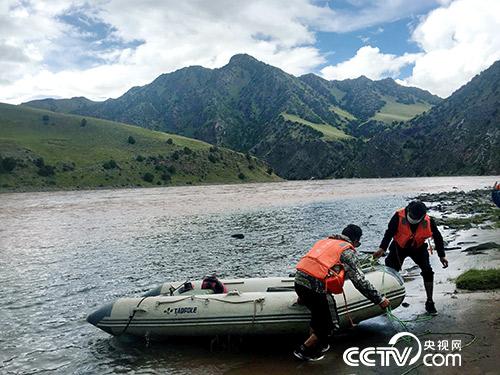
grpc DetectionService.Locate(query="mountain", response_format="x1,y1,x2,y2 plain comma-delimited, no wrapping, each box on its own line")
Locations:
22,54,442,179
0,103,280,192
358,60,500,176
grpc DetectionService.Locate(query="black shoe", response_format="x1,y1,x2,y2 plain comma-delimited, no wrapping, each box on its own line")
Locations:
320,343,330,353
293,345,325,361
425,301,438,316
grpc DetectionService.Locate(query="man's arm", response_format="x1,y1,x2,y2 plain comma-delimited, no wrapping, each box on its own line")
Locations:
341,249,383,305
373,212,398,258
379,213,399,251
430,217,445,257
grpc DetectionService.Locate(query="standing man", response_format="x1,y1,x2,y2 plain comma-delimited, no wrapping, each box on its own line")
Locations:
373,201,448,315
293,224,390,361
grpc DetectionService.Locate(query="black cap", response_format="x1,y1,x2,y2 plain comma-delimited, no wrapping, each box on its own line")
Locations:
406,200,427,222
342,224,363,242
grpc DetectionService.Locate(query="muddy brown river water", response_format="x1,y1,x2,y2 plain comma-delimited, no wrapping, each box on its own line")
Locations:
0,176,498,374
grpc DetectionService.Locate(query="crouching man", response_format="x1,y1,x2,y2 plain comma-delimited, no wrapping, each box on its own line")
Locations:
293,224,390,361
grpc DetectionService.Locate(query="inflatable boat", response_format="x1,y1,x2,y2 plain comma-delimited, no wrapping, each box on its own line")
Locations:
87,266,405,338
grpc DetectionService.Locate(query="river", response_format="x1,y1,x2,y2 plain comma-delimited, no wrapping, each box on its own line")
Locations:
0,176,497,374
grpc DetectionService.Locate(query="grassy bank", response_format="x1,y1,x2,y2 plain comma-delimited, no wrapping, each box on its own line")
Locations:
0,103,281,192
456,269,500,290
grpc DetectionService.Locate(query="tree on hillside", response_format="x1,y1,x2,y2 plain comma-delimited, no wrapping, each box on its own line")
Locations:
128,136,136,144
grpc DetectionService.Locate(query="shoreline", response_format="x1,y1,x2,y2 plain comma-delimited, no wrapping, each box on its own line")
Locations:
1,174,499,195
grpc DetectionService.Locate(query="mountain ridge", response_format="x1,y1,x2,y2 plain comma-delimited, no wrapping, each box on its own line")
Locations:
20,54,498,178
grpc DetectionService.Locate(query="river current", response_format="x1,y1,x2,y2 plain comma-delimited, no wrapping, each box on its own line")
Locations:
0,176,496,374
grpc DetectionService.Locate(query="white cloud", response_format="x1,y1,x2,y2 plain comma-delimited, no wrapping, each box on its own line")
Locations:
400,0,500,97
2,0,497,103
320,46,420,80
320,0,500,98
0,0,331,103
314,0,441,33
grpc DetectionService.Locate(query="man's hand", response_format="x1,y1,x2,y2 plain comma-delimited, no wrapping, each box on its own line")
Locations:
379,297,390,309
440,257,449,268
372,248,386,259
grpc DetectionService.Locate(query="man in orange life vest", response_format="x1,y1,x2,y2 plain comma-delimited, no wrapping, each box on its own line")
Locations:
373,201,448,315
293,224,390,361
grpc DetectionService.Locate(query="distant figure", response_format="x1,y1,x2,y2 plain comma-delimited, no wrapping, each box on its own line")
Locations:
293,224,389,361
373,201,448,315
493,182,500,208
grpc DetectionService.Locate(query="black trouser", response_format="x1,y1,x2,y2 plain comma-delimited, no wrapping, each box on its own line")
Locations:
385,241,434,282
294,283,333,345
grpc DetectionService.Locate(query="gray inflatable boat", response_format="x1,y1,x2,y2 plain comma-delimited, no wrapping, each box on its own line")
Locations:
87,266,405,338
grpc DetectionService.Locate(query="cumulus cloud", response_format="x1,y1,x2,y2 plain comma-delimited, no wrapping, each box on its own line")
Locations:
319,0,500,97
0,0,331,103
320,46,420,80
314,0,440,33
1,0,497,102
400,0,500,97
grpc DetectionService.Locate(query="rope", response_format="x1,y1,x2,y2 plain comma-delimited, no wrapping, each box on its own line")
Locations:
118,296,148,336
371,256,477,374
399,331,477,375
341,289,356,328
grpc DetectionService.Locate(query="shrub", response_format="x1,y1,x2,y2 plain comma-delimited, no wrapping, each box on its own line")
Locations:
248,164,255,170
208,154,218,163
142,172,154,182
183,146,192,155
172,151,180,160
34,158,45,168
128,136,136,144
0,157,17,173
62,162,75,172
136,155,145,162
80,118,87,127
161,172,171,182
238,172,246,180
166,138,174,145
42,115,50,124
37,165,55,177
209,146,218,153
266,167,273,175
102,160,119,169
167,165,176,174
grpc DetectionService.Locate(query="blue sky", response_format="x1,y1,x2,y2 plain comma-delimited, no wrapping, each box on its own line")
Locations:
1,0,499,103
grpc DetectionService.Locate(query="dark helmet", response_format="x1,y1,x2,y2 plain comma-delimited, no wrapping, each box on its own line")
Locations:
342,224,363,243
406,200,427,224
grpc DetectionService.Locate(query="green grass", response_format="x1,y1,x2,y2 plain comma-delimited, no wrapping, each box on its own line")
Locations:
372,96,432,123
281,113,352,141
456,269,500,290
0,103,280,191
329,106,357,121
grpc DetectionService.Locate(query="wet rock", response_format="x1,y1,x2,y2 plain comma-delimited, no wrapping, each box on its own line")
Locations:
402,302,410,308
463,242,500,254
231,234,245,239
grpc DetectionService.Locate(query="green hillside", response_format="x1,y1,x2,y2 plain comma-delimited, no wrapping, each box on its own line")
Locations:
281,113,352,141
0,103,280,192
372,96,432,123
22,54,441,179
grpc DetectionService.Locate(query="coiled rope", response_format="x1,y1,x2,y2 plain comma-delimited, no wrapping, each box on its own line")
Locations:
368,256,477,374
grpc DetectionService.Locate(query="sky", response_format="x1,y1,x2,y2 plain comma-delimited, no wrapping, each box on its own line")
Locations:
1,0,499,104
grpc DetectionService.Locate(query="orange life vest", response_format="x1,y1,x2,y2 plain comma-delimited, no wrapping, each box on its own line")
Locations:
393,208,433,249
296,237,355,294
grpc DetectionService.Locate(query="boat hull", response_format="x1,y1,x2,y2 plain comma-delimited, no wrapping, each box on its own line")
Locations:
87,266,405,337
